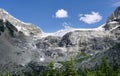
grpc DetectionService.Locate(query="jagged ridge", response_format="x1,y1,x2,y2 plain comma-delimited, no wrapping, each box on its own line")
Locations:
0,8,42,37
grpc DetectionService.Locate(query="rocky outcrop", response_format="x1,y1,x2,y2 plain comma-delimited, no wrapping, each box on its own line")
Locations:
59,30,116,54
104,6,120,30
107,6,120,23
0,19,5,35
36,36,61,49
103,6,120,40
78,43,120,69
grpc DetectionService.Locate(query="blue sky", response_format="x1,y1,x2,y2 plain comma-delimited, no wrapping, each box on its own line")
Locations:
0,0,120,32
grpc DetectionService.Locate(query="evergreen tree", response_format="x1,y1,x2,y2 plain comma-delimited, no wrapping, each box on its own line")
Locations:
46,61,56,76
100,57,111,76
65,57,78,76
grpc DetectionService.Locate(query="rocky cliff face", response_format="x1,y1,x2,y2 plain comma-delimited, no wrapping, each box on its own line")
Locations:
0,7,120,73
0,9,42,37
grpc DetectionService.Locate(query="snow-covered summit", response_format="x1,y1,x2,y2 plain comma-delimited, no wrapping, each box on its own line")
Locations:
0,8,42,36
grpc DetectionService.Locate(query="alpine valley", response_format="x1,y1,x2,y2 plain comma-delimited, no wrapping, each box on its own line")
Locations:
0,6,120,75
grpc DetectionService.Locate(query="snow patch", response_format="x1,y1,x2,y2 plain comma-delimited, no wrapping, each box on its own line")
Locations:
41,24,105,37
108,21,119,24
0,8,31,25
39,57,45,62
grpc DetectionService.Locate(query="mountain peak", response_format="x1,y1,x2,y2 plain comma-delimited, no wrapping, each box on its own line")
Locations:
0,8,7,12
115,6,120,12
107,6,120,22
0,8,11,19
104,6,120,30
0,8,42,37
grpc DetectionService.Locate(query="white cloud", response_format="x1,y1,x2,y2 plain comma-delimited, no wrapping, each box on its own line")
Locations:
79,12,102,24
55,9,68,18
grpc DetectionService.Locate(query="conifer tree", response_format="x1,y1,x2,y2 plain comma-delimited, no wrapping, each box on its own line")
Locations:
65,57,78,76
46,61,56,76
101,57,111,76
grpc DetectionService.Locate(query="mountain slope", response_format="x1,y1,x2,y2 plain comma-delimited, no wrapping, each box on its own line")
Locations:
0,9,42,37
0,6,120,73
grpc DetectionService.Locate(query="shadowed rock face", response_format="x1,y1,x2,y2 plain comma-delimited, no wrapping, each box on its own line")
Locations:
0,6,120,73
103,6,120,40
78,43,120,70
0,20,32,72
107,6,120,22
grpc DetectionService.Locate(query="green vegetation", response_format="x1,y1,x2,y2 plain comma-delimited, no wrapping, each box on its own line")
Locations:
32,56,120,76
75,52,91,62
76,55,91,62
0,57,120,76
76,52,87,57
